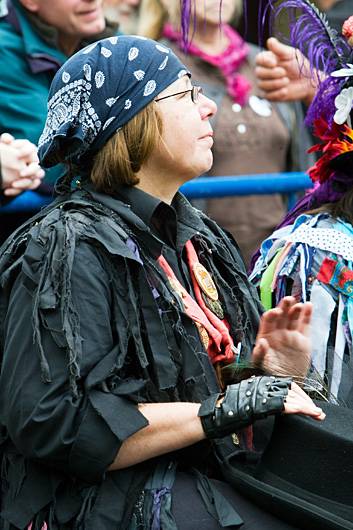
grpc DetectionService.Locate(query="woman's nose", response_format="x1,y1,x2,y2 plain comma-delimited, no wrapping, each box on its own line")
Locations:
199,94,218,119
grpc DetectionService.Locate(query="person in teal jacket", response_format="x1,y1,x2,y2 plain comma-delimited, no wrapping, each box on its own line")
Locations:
0,0,118,186
0,0,119,240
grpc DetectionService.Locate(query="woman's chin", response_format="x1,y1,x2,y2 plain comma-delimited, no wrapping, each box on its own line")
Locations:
203,153,214,173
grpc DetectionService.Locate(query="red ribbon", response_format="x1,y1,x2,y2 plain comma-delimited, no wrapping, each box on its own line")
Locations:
157,240,236,366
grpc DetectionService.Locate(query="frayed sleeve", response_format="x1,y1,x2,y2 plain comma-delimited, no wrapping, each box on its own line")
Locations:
0,237,148,484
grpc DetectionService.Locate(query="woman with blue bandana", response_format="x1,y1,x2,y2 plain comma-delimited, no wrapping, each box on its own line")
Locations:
0,35,324,529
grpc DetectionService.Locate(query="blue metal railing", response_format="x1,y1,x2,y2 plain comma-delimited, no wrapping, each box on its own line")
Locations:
1,190,53,213
181,172,313,209
0,172,313,214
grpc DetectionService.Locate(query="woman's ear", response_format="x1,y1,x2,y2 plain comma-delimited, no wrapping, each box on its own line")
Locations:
18,0,40,13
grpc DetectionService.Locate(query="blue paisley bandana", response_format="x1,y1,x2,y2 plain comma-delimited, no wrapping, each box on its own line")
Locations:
38,35,189,168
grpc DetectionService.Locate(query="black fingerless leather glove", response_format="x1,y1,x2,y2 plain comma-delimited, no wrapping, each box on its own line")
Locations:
198,375,292,439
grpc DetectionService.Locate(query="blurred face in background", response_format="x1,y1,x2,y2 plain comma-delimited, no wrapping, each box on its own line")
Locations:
165,0,240,30
116,0,140,18
103,0,140,30
193,0,239,26
20,0,105,54
314,0,340,11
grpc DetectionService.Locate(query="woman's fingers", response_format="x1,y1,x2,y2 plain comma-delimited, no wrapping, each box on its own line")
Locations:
4,179,42,195
290,381,314,403
14,142,39,162
252,337,269,364
3,187,23,196
257,76,290,92
259,87,290,101
256,50,278,69
255,65,288,80
27,178,43,190
256,297,299,337
297,302,312,334
9,178,35,189
266,37,296,62
258,307,283,335
284,385,325,420
0,133,15,144
268,296,296,330
286,304,302,330
20,162,45,180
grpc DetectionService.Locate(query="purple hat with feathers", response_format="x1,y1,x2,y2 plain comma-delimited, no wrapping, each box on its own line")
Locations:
269,0,353,128
249,0,353,270
263,0,353,226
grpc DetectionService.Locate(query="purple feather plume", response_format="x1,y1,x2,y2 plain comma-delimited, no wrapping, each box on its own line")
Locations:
249,1,353,271
180,0,192,51
273,0,350,75
270,0,352,127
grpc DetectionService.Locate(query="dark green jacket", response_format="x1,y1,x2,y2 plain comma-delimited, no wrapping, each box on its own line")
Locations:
0,1,118,185
0,0,67,184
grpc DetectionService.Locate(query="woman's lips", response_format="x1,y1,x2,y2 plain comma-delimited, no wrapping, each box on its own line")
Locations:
78,7,102,21
199,134,214,146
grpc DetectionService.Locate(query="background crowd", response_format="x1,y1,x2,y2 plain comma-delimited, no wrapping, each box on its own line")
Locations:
0,0,350,253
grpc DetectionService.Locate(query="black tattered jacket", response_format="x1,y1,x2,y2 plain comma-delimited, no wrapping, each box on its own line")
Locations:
0,186,262,529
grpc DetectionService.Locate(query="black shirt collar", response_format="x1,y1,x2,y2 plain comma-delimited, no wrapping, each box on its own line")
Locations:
116,186,163,227
82,183,205,255
116,186,178,248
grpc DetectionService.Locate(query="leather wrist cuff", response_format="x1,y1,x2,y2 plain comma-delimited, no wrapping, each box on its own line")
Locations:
198,375,292,439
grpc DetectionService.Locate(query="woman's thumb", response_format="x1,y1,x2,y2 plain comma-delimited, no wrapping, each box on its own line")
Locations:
266,37,294,61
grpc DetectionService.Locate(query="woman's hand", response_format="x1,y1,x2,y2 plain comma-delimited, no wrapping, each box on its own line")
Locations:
0,133,45,196
284,382,325,420
252,296,312,380
255,38,319,106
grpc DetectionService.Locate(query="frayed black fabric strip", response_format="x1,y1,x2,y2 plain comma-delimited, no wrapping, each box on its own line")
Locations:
23,208,87,393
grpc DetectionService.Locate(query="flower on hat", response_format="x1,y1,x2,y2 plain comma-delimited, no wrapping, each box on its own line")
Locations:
331,64,353,79
308,117,353,183
342,16,353,47
333,86,353,125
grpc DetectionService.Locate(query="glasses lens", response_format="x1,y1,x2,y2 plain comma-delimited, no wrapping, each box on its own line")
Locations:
191,86,202,103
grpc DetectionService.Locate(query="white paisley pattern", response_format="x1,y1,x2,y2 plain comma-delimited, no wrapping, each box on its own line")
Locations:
83,64,92,81
103,116,116,130
158,57,168,71
39,36,189,163
134,70,145,81
101,47,112,58
156,44,170,54
39,79,101,148
95,71,105,89
105,97,119,107
143,80,156,96
82,42,98,54
128,47,139,61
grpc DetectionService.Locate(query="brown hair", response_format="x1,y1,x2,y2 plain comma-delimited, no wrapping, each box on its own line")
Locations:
137,0,169,40
90,101,163,194
307,187,353,226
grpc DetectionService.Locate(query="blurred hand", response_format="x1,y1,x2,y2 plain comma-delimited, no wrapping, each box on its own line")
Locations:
0,133,45,196
252,296,312,380
255,37,320,106
284,382,325,420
